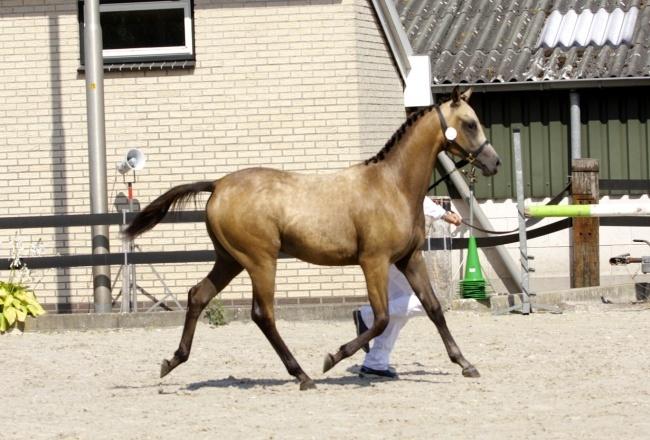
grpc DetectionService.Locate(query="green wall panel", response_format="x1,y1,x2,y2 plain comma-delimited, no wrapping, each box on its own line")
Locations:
431,87,650,199
582,88,650,196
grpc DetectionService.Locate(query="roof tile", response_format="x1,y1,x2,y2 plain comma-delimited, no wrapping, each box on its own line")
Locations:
394,0,650,85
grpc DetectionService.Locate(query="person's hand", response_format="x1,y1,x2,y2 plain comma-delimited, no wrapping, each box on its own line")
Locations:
442,211,462,226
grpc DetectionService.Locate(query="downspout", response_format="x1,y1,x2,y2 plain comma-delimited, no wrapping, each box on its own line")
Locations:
84,0,112,313
570,91,581,160
371,0,521,293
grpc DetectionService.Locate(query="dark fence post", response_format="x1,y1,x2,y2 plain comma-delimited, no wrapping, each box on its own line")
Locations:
570,158,599,288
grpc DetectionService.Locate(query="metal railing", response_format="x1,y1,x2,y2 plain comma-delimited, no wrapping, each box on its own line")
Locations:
2,208,650,272
2,191,650,312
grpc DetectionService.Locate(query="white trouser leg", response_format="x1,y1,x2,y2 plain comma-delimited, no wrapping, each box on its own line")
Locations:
359,291,425,370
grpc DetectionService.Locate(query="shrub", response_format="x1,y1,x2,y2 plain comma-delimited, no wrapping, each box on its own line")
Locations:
0,281,45,333
204,297,228,326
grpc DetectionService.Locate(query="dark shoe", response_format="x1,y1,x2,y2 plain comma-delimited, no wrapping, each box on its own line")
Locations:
352,310,370,353
359,365,398,379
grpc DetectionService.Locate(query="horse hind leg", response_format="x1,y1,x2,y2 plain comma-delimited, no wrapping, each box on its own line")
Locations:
160,257,243,378
248,261,316,390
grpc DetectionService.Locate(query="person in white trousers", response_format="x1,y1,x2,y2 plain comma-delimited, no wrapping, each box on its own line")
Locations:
353,197,461,378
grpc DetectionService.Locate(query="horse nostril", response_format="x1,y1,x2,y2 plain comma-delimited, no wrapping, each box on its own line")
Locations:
496,158,501,167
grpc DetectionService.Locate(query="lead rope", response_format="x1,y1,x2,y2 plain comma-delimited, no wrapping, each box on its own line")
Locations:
429,162,572,236
427,157,469,192
459,181,572,235
467,167,476,233
429,103,571,235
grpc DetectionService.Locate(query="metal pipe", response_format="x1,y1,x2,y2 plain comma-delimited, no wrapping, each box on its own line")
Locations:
570,91,581,160
437,152,521,293
121,210,130,313
84,0,112,313
513,129,531,311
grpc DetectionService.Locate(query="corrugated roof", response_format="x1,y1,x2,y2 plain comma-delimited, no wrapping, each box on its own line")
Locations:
393,0,650,86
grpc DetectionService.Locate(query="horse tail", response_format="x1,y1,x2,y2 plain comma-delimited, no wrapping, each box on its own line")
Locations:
124,181,215,239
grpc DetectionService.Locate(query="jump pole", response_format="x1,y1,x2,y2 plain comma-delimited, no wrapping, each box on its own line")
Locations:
526,203,650,218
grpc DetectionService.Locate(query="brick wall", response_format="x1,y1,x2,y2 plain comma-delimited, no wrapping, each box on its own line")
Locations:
0,0,405,311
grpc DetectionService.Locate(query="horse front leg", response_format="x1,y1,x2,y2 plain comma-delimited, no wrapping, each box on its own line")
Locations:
398,251,480,377
160,258,243,378
323,257,390,373
248,260,316,391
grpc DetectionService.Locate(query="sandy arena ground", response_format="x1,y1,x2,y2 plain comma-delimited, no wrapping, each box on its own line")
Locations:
4,306,650,440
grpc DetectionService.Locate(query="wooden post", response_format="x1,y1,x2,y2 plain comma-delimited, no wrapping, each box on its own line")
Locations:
570,159,599,288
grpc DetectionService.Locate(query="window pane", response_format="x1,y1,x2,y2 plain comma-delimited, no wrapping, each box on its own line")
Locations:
101,8,185,50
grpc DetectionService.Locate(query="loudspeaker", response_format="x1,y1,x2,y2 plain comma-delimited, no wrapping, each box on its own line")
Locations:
116,149,146,174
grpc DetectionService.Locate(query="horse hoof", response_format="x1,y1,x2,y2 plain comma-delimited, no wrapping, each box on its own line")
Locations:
299,379,317,391
322,353,336,373
160,359,173,378
462,365,480,378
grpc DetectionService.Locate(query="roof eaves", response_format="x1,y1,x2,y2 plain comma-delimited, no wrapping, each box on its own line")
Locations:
431,77,650,94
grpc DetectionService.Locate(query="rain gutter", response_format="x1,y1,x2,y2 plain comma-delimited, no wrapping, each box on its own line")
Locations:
430,77,650,93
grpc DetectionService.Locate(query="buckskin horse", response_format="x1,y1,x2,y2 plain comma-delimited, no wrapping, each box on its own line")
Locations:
125,87,500,390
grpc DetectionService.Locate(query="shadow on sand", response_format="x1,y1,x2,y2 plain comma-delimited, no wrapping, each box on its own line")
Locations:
183,366,452,391
110,365,454,394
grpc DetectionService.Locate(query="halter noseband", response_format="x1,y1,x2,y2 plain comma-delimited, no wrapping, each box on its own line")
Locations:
434,105,490,164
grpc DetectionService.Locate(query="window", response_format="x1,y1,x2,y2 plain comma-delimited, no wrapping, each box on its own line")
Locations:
79,0,194,66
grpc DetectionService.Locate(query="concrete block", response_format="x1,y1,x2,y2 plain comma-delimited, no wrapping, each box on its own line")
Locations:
490,284,638,313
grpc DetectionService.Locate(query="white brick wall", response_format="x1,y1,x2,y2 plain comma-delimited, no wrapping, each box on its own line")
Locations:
0,0,406,310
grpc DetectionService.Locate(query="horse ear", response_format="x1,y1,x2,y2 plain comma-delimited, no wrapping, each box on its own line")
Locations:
451,86,461,104
461,87,473,101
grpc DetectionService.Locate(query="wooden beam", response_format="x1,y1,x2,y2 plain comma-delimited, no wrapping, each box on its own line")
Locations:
570,158,600,288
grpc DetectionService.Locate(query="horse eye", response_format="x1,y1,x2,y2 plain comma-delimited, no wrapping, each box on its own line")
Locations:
466,121,477,131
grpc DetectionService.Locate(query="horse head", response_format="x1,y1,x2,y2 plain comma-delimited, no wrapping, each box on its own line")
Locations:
439,87,501,177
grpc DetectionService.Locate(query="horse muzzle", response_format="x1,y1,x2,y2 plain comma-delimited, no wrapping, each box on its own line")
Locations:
474,143,501,177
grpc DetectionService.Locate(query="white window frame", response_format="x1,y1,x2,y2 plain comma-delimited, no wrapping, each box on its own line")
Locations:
99,0,193,61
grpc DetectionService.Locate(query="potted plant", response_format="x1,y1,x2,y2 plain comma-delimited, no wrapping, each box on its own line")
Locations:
0,236,45,333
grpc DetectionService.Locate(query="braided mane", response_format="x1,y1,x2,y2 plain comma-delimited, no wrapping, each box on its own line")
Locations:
364,105,435,165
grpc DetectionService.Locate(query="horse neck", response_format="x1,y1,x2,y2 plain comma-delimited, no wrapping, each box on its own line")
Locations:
383,111,445,209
